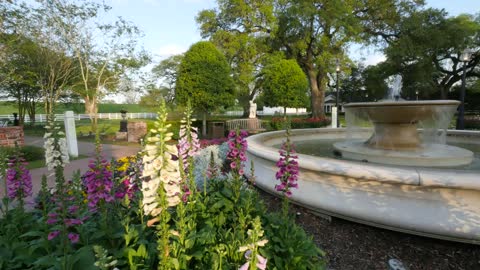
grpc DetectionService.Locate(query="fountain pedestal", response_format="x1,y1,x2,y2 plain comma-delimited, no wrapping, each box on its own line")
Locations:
333,100,474,167
366,123,420,150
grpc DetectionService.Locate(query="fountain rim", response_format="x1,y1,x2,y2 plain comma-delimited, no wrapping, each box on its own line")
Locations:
343,100,460,108
246,128,480,191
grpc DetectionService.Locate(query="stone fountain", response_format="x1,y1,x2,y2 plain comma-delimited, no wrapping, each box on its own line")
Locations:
333,100,474,167
245,76,480,244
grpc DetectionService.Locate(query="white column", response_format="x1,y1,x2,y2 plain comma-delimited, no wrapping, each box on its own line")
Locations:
331,107,338,128
64,111,78,158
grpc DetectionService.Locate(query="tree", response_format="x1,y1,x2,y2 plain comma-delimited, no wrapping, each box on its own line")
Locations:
36,0,149,131
151,54,183,104
0,34,42,125
196,0,275,117
0,1,78,118
259,59,308,115
382,9,480,99
336,64,367,103
272,0,422,118
176,41,235,136
139,86,170,108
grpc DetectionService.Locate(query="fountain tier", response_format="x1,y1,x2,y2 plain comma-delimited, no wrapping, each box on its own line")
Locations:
333,100,474,167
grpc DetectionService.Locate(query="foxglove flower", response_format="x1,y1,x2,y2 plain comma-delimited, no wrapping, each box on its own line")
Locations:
68,233,79,244
48,230,60,240
176,104,200,201
141,100,182,217
226,129,248,177
275,129,299,198
6,156,32,201
43,115,69,171
83,158,114,210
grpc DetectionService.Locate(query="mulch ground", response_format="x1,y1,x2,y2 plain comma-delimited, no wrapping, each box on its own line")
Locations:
258,189,480,270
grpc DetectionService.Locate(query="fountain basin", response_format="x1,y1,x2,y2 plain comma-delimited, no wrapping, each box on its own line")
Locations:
334,140,474,167
344,100,460,150
245,128,480,244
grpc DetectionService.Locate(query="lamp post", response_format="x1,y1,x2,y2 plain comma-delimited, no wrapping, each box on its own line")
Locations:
456,49,472,130
415,90,419,101
119,109,128,132
335,60,340,127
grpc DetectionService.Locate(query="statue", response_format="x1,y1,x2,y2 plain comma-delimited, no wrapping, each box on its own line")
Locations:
249,100,257,118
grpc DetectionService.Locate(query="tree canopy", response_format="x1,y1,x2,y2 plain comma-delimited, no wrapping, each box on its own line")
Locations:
381,9,480,99
269,0,422,118
259,59,308,113
176,41,235,135
196,0,275,117
176,41,235,111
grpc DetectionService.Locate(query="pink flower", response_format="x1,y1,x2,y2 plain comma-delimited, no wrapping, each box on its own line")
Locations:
82,158,114,211
226,129,248,178
239,262,249,270
46,218,57,225
68,205,79,214
65,219,83,227
275,130,299,198
68,233,79,243
6,156,32,201
48,230,60,240
256,254,268,270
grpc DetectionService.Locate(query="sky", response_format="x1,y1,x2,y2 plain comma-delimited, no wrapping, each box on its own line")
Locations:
100,0,480,66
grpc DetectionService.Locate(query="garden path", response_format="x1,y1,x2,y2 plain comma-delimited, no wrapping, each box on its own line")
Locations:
3,136,141,203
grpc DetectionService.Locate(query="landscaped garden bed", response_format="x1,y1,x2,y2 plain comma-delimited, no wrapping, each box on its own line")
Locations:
260,190,480,270
0,103,326,269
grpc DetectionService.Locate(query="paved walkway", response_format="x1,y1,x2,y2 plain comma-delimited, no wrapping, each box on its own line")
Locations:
1,136,142,201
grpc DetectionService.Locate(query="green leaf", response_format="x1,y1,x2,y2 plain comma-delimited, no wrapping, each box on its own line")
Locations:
20,231,45,238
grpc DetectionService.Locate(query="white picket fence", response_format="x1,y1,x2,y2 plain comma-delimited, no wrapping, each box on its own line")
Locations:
0,112,157,123
0,109,310,124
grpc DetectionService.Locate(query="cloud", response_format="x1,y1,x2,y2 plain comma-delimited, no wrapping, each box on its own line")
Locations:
364,53,386,66
153,44,188,59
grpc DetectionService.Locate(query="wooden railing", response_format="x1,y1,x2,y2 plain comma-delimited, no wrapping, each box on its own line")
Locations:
225,119,268,133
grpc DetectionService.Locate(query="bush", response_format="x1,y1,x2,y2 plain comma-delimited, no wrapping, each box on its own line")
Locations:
0,145,44,161
465,118,480,130
269,117,331,130
20,145,45,161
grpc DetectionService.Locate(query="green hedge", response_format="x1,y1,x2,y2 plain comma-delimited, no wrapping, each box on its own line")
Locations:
0,145,44,161
268,117,331,130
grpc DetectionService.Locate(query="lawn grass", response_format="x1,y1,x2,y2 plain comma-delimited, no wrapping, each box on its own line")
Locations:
26,154,89,170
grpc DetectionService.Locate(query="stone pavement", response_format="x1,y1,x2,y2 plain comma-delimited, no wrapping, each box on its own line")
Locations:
1,136,142,201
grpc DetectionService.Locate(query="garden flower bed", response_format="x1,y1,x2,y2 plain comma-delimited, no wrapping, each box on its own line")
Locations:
0,102,326,270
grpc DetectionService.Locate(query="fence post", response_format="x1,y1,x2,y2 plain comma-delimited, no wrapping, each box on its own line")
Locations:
64,111,78,158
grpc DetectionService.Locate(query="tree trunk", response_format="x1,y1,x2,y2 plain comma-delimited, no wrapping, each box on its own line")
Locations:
202,112,207,138
242,105,249,118
17,99,25,126
439,86,447,99
84,96,98,133
307,66,326,119
27,101,36,126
